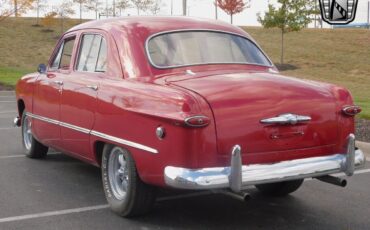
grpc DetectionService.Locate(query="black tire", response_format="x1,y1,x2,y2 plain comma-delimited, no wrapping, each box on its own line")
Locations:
21,111,48,158
255,179,304,197
101,144,157,217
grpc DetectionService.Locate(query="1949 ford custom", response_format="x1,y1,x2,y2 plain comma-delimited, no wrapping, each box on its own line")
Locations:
14,17,366,217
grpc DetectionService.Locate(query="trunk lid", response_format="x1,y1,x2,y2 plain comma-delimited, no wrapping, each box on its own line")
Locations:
168,72,339,157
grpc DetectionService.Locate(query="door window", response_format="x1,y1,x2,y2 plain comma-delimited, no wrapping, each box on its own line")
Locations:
50,37,76,70
77,34,107,72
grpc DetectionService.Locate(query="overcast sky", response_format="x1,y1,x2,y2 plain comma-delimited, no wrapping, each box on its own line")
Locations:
24,0,370,27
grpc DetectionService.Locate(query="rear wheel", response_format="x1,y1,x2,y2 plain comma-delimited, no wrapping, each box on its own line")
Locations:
255,179,304,197
21,111,48,158
101,144,157,217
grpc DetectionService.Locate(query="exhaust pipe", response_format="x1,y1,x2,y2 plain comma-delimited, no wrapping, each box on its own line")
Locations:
216,190,251,202
315,175,347,187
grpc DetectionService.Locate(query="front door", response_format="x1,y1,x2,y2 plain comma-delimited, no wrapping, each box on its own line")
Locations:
60,33,108,159
32,36,76,148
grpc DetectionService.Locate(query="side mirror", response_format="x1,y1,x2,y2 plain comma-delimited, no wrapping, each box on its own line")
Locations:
37,64,47,74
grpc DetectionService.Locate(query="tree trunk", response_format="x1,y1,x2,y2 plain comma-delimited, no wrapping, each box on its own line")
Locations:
314,0,317,28
14,0,18,17
281,28,284,64
80,2,82,22
95,10,98,19
137,7,139,15
183,0,187,16
36,0,40,25
230,14,233,24
113,0,116,17
215,0,218,19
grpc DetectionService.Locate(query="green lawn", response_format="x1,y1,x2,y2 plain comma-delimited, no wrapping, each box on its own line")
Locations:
0,67,31,87
0,17,369,119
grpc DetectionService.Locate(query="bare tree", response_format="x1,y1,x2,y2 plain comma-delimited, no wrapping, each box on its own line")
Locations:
33,0,47,25
150,0,163,15
85,0,103,19
116,0,130,16
73,0,87,21
53,1,75,34
131,0,154,15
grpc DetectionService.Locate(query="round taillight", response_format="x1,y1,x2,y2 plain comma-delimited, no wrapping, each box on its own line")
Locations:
342,105,362,116
184,115,210,127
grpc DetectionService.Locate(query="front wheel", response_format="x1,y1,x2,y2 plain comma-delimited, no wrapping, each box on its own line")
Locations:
101,144,157,217
255,179,304,197
21,111,48,158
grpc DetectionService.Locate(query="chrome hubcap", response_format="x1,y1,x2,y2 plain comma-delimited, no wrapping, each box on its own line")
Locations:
22,115,32,151
108,147,129,200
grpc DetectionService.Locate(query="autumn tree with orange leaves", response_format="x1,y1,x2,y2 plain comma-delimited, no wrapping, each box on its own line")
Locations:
216,0,249,24
0,0,34,22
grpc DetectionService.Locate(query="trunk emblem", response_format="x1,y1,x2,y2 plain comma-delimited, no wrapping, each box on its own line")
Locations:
260,113,311,125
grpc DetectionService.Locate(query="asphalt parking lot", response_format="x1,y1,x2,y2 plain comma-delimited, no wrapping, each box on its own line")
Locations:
0,90,369,230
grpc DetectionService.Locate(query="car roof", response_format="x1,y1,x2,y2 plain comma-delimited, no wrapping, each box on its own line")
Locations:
67,16,251,39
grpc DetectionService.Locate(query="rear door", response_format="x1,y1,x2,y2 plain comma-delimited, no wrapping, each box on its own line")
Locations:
32,35,76,148
59,33,108,159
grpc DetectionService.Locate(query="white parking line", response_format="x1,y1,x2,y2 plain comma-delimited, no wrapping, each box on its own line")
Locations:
0,204,109,223
0,154,25,159
0,111,16,114
0,152,61,159
0,127,16,130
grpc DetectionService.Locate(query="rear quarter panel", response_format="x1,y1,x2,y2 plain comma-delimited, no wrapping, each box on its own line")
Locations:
90,78,218,187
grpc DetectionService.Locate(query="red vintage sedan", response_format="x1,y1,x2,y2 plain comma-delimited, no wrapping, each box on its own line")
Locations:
15,17,365,217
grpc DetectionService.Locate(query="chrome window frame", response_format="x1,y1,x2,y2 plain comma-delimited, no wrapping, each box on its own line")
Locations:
145,29,274,69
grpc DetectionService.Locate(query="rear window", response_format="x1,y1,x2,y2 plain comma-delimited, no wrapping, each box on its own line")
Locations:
147,31,271,68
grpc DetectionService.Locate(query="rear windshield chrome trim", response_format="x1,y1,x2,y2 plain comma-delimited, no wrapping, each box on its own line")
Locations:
145,29,274,70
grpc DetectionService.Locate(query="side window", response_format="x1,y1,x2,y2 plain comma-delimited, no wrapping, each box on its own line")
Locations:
50,37,76,70
77,34,107,72
50,43,63,69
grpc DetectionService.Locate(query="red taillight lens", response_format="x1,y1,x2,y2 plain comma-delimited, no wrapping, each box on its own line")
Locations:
342,105,362,116
184,115,210,127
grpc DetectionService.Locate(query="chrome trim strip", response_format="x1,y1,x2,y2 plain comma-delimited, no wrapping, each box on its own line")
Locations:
90,131,159,154
26,112,60,125
145,29,274,70
26,112,158,154
164,134,366,190
60,122,90,134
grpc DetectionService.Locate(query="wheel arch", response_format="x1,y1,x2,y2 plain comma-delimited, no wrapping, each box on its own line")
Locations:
17,99,25,117
93,140,105,166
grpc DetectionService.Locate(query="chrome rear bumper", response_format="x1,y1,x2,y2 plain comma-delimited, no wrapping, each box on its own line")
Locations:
164,134,366,192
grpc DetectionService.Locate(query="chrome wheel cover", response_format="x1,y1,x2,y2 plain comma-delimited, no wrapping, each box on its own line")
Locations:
22,115,32,151
108,147,129,200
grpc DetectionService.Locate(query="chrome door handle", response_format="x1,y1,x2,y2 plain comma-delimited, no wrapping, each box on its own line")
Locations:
86,85,98,91
54,80,63,86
